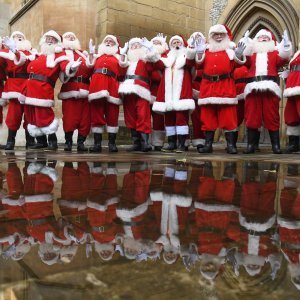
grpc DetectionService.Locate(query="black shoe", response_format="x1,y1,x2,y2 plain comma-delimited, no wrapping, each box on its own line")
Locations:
269,130,282,154
243,128,258,154
153,146,162,151
30,135,48,149
25,130,35,149
127,129,141,152
64,131,73,152
161,135,177,152
108,133,118,152
176,135,187,153
77,134,88,152
89,133,102,153
140,133,152,152
48,133,58,151
0,130,17,151
198,131,214,153
225,132,238,154
284,135,299,154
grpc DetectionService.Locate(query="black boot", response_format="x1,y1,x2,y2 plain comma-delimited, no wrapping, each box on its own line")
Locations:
284,136,299,154
198,131,214,153
140,133,152,152
0,130,17,150
243,128,257,154
127,129,141,152
108,133,118,152
254,130,261,152
223,162,237,179
89,133,102,153
176,135,187,153
225,132,238,154
64,131,73,152
25,130,35,149
48,133,58,151
161,135,177,152
77,134,88,152
30,135,48,149
269,130,282,154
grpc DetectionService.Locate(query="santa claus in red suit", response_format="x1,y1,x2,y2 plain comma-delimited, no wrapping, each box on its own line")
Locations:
88,35,125,153
195,24,246,154
242,29,292,154
0,37,6,127
149,34,169,151
152,35,195,153
119,37,160,152
0,31,38,150
282,46,300,153
58,32,92,152
23,30,81,150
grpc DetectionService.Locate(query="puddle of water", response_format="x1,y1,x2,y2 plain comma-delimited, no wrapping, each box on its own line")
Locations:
0,155,299,299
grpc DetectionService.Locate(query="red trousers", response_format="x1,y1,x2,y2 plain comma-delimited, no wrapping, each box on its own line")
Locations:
62,99,91,136
152,110,165,131
200,104,237,131
191,104,205,143
237,100,245,127
165,110,189,136
123,94,151,134
245,92,280,131
284,97,300,126
6,99,26,131
24,105,55,129
90,99,119,133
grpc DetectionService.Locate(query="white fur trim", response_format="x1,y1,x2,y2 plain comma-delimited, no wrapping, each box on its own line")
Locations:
151,130,165,146
283,87,300,98
119,80,151,102
225,49,235,60
46,54,69,68
174,170,187,181
27,124,43,137
25,194,52,203
173,99,195,111
106,126,119,133
27,163,44,174
237,93,245,100
248,234,260,256
164,167,175,178
58,89,89,100
106,168,118,175
150,191,163,201
152,101,166,113
209,24,227,36
192,138,205,147
40,166,58,182
0,50,15,60
116,201,148,221
43,30,61,43
2,196,25,206
14,51,27,66
176,125,189,135
91,126,104,133
40,118,59,135
244,81,281,98
87,197,119,211
88,90,122,105
239,213,276,232
58,200,87,210
194,201,239,212
255,29,272,40
2,92,23,101
25,97,54,107
277,216,300,229
165,126,176,136
90,167,103,174
286,125,300,136
256,53,268,76
198,97,238,105
186,48,196,60
18,94,26,104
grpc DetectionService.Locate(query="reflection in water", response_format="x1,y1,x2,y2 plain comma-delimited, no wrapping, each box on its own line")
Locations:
0,159,300,296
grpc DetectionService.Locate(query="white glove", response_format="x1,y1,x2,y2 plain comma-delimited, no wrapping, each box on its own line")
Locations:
278,69,290,79
89,39,95,54
156,33,167,43
188,36,196,48
2,36,17,53
71,58,82,71
243,30,250,44
235,41,246,58
141,37,153,50
195,38,206,53
282,30,290,48
119,42,129,55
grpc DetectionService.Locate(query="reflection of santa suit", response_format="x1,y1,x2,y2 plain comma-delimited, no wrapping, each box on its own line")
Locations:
0,48,37,131
24,51,74,137
58,50,92,136
88,51,124,134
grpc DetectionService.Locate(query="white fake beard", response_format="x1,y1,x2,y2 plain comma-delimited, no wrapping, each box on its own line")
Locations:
16,39,32,51
168,46,186,58
40,43,57,55
208,36,231,52
97,43,118,56
252,40,275,53
127,47,147,62
63,39,81,50
153,44,167,55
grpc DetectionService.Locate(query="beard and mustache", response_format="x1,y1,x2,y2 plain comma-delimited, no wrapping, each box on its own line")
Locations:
15,39,32,51
208,35,231,52
168,46,186,58
127,47,147,62
252,40,276,53
40,42,60,55
97,43,119,56
62,39,81,51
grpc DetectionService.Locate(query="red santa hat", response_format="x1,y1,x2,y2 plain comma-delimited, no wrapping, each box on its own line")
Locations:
102,34,120,47
208,24,227,37
10,31,26,39
169,35,188,48
62,31,77,40
42,30,62,43
254,29,276,41
128,37,142,48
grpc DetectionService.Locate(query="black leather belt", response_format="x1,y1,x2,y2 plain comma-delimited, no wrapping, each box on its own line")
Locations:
203,73,231,82
291,65,300,72
28,73,55,88
246,75,280,84
151,81,160,87
28,216,54,226
125,75,150,84
281,242,300,250
94,68,117,79
194,76,202,82
7,72,29,79
235,78,247,84
69,76,90,84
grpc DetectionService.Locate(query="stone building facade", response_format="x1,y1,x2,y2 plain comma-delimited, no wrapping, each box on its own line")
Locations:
0,0,300,144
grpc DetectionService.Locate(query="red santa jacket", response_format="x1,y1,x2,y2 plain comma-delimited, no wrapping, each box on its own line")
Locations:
233,65,248,101
88,53,124,105
25,51,73,107
152,48,195,112
284,51,300,98
0,55,7,107
0,48,36,101
197,48,243,105
58,50,93,100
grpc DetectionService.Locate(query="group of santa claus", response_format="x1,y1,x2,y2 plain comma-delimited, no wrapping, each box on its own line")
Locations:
0,24,299,154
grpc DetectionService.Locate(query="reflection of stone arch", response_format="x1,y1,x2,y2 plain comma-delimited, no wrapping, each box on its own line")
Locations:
224,0,299,47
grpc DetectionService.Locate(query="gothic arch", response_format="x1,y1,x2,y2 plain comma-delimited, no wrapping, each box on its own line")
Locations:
224,0,299,47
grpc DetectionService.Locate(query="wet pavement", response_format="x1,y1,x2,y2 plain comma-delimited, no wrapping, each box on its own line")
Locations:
0,146,300,299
